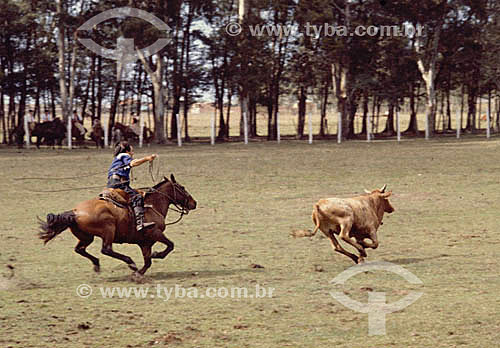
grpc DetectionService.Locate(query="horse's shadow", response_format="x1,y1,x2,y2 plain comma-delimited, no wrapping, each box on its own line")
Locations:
106,267,261,283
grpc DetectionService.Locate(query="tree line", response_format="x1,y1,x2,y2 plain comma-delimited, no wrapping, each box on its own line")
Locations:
1,0,499,144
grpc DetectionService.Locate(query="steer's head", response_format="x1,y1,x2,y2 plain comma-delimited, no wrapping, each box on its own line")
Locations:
365,184,395,213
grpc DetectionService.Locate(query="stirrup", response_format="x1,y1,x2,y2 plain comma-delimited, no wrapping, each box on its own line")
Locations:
137,222,155,232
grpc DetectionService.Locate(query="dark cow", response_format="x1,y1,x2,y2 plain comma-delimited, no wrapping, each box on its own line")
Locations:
11,124,25,148
31,119,66,148
292,185,395,264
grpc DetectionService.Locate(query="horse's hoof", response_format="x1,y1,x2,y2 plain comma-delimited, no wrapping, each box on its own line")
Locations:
94,265,101,273
131,271,147,284
128,263,138,272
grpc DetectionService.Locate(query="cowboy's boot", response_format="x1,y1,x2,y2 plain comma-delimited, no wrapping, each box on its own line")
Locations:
133,205,155,232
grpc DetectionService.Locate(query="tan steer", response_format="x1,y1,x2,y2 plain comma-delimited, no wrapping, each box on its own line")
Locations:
292,185,395,264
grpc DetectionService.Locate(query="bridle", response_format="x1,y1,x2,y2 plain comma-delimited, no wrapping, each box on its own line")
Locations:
145,181,191,226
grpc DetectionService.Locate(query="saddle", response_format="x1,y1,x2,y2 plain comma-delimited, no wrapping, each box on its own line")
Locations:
98,187,148,212
98,188,130,208
98,188,146,208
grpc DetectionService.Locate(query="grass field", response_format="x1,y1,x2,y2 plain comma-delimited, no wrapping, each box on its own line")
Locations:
1,136,499,348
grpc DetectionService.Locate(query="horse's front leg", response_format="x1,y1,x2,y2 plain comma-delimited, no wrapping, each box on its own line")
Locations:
137,244,153,275
151,232,174,259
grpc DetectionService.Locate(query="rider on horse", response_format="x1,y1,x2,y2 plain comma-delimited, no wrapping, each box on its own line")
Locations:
107,141,157,232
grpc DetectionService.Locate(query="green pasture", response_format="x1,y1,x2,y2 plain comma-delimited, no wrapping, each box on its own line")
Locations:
0,137,499,347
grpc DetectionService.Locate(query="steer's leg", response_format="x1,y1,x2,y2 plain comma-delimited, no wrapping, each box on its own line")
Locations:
328,231,359,264
338,222,367,260
357,229,379,250
358,238,379,250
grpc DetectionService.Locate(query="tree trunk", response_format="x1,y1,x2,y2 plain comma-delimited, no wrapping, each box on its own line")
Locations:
250,98,257,136
225,89,232,138
83,55,96,121
466,83,477,132
405,83,419,134
416,21,441,137
50,86,56,121
171,18,183,140
297,86,306,138
495,91,500,132
56,0,69,122
266,98,273,140
136,64,144,119
34,83,41,121
446,87,452,130
348,98,357,138
109,81,122,132
138,52,167,144
331,62,348,140
383,102,395,135
487,89,491,132
1,89,5,144
90,55,96,121
460,82,465,132
239,0,250,138
97,56,103,122
320,78,329,137
361,93,369,135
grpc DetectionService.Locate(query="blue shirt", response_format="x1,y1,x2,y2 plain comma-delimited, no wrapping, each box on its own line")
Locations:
107,153,133,180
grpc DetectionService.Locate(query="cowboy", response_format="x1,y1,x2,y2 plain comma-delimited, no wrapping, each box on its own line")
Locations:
27,110,36,131
130,117,141,137
107,141,157,232
72,110,86,135
41,110,52,123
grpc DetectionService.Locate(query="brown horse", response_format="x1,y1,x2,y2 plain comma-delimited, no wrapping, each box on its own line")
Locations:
38,174,197,276
113,122,154,144
71,121,87,146
90,122,104,148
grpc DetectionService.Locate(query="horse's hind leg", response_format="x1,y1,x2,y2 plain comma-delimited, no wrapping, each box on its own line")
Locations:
101,240,138,272
75,238,100,273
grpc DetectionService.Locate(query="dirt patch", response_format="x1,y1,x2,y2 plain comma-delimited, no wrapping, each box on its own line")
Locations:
0,276,14,290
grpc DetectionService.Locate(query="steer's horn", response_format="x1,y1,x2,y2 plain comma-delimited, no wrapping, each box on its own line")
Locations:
364,189,371,194
380,184,387,193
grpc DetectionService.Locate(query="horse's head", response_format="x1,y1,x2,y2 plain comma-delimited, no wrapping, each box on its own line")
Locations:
154,174,197,212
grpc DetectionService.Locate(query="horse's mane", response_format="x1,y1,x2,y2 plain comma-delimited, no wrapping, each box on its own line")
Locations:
152,176,170,190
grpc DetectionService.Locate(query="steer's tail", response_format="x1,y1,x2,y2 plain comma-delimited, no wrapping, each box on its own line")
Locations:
38,210,76,244
290,203,321,238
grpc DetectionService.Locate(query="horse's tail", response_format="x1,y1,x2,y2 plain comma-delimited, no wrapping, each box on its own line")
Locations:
38,211,76,244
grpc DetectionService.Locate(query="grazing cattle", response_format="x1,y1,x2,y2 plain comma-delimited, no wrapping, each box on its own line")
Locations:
292,185,395,264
